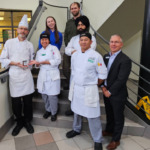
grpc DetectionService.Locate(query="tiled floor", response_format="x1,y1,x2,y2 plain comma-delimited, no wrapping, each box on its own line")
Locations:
1,125,150,150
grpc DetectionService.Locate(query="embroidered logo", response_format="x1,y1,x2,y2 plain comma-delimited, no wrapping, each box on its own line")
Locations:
42,54,46,56
88,57,95,63
98,62,102,66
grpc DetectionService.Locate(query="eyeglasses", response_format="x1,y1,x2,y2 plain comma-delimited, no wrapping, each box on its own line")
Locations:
109,41,122,44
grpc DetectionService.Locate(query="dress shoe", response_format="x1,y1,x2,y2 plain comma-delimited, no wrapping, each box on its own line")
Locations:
66,130,80,138
94,142,103,150
106,141,120,150
43,111,51,119
65,109,74,116
51,114,57,121
24,122,34,134
12,123,23,136
102,130,112,136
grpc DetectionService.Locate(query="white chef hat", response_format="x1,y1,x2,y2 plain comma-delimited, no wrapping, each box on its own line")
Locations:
18,14,28,28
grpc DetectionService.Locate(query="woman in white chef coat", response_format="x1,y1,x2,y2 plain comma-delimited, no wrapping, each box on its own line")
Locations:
29,33,61,121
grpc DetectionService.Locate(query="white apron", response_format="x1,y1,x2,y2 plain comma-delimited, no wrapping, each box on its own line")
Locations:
1,38,35,97
36,45,61,95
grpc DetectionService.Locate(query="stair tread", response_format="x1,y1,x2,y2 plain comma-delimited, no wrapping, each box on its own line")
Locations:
33,113,144,128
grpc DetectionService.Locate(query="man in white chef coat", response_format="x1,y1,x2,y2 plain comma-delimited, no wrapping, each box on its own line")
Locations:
0,15,35,136
66,33,107,150
65,15,97,116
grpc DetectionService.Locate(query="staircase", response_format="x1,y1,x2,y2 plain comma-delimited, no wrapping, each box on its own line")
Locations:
31,41,145,137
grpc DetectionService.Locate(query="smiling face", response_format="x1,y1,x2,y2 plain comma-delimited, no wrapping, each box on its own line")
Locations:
79,36,92,51
109,35,123,54
41,38,49,49
70,3,80,17
17,26,29,39
46,17,56,31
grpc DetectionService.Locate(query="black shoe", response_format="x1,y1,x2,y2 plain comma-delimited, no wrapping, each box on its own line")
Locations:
65,109,74,116
24,122,34,134
66,130,80,138
51,114,57,121
43,111,51,119
12,123,23,136
94,142,103,150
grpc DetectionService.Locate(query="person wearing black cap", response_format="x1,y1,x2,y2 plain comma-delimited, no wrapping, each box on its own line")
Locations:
64,15,97,116
65,15,96,56
66,33,107,150
29,33,61,121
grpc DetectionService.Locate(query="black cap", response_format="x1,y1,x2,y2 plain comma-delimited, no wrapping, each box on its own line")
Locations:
80,32,92,40
40,33,50,41
75,15,90,28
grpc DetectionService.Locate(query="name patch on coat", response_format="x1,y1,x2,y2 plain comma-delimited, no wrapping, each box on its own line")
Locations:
88,57,95,63
42,54,46,56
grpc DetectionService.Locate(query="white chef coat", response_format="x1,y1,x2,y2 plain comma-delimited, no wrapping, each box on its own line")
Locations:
36,44,61,95
0,37,35,97
70,48,107,118
65,34,96,56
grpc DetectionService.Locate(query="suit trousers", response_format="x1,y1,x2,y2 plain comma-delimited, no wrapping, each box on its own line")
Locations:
11,93,33,124
104,96,126,141
73,113,103,143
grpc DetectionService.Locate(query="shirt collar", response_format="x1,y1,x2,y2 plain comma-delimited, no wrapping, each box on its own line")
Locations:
109,50,121,57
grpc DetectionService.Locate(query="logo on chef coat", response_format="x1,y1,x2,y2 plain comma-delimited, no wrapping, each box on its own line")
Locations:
98,62,102,66
88,57,95,63
42,54,46,56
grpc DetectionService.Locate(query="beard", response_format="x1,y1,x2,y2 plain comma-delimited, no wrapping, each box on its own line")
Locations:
77,28,87,34
73,11,80,17
18,33,26,38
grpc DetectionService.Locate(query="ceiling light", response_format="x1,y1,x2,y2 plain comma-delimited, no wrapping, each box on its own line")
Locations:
28,18,31,21
0,17,4,20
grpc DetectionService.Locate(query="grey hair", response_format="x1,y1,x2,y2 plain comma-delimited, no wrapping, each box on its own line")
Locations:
110,34,123,42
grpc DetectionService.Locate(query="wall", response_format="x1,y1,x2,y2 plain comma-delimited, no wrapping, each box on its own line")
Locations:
123,31,142,80
0,75,12,128
0,0,38,14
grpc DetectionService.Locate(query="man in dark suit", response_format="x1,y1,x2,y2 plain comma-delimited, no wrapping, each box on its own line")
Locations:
102,35,131,150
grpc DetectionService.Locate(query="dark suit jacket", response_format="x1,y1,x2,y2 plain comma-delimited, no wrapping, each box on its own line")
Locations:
103,51,131,99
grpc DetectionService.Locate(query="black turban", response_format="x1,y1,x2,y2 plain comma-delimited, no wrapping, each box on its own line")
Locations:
75,16,90,28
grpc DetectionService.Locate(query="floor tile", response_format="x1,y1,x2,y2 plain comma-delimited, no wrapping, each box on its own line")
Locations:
2,125,15,141
129,136,150,149
34,125,48,134
50,128,68,141
33,131,54,146
56,139,80,150
73,132,93,149
0,139,16,150
15,135,35,150
14,127,30,138
37,143,59,150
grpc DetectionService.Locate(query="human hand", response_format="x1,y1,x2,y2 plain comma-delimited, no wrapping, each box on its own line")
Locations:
28,60,39,65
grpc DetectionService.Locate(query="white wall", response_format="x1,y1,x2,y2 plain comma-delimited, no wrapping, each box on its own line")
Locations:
0,0,39,14
123,31,142,80
0,75,12,128
82,0,124,31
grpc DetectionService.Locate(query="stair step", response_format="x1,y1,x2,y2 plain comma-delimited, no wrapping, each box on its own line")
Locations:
32,113,145,137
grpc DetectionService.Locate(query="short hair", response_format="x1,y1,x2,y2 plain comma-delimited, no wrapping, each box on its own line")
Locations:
110,34,123,42
70,2,80,9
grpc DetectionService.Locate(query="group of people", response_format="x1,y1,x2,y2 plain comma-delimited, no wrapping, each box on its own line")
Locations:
0,2,131,150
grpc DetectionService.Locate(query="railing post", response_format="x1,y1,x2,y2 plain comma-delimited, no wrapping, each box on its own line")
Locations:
138,0,150,101
39,0,43,6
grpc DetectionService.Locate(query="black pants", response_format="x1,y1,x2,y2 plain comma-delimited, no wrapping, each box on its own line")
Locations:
104,96,126,141
62,53,71,86
11,93,33,124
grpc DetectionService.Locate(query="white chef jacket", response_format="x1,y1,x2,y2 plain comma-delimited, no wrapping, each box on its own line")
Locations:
70,48,107,118
0,37,35,97
36,44,61,95
65,34,96,56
